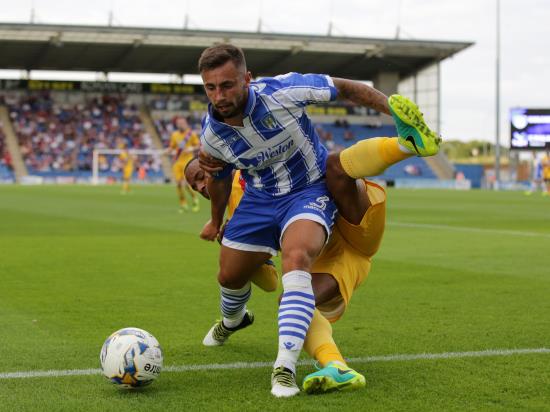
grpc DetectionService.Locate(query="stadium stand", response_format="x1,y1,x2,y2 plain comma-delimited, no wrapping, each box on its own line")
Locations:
375,156,437,180
1,88,439,183
4,91,162,180
313,121,437,181
153,115,202,147
320,123,398,147
0,23,472,185
454,163,485,188
0,125,15,182
148,95,206,148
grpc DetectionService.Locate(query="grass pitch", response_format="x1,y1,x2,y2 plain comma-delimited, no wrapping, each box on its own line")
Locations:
0,185,549,411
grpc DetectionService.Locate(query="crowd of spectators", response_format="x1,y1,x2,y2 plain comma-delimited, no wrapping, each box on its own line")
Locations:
0,126,13,176
148,94,208,113
149,96,205,149
6,92,159,174
1,90,388,177
153,115,202,147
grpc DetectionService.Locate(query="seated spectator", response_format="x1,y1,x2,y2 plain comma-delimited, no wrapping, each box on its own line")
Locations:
7,92,156,174
343,129,355,141
404,164,422,176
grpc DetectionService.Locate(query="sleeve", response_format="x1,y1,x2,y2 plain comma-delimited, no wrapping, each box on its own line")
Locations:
199,131,234,180
169,133,176,149
270,72,337,106
190,133,200,147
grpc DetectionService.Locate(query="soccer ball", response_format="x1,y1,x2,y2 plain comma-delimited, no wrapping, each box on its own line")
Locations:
100,327,163,388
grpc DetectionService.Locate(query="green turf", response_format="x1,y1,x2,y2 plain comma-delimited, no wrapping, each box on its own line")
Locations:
0,185,549,411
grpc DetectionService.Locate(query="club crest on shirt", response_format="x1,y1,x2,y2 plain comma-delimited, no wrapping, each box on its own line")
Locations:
261,114,278,130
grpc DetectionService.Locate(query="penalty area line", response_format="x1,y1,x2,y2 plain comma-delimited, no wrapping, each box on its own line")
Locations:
1,347,549,380
389,222,550,239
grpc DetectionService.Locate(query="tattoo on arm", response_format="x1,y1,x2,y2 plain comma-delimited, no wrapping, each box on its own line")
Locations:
332,77,390,115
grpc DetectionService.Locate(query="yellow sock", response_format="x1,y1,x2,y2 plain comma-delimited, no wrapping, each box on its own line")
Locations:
339,137,413,178
304,310,346,367
250,263,278,292
186,186,196,199
177,187,186,206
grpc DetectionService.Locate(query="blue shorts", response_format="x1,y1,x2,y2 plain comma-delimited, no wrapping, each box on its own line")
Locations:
222,180,337,256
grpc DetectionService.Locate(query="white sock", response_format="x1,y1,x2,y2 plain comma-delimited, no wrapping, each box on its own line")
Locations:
274,270,315,374
220,282,251,328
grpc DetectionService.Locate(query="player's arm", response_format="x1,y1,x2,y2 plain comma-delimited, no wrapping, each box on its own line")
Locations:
181,134,201,156
198,148,226,176
167,133,181,158
331,77,390,115
200,174,232,242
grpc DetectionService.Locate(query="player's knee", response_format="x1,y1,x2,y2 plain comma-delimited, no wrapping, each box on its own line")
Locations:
217,269,246,289
283,248,316,272
217,270,233,288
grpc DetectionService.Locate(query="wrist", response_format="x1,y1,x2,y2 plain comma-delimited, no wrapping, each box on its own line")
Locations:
210,218,222,229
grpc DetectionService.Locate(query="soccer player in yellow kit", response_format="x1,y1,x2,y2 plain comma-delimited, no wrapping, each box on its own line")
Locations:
542,153,550,196
187,109,440,395
169,117,201,212
119,148,135,194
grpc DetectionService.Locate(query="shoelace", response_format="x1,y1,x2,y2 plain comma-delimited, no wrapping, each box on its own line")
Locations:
273,368,296,387
211,322,232,342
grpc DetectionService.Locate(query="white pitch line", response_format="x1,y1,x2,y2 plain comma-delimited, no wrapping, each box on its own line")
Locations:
1,347,548,380
389,222,550,239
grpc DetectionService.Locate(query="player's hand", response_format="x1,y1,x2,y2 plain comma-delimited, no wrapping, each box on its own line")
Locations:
199,149,226,176
200,219,220,242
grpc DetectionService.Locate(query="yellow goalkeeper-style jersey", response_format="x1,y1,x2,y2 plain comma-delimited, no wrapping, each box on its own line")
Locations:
169,129,200,166
543,156,550,180
119,150,134,178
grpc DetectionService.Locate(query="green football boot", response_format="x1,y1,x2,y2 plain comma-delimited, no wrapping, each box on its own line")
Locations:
388,94,442,157
302,362,366,394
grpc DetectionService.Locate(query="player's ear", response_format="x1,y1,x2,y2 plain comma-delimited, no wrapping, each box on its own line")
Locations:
244,71,252,86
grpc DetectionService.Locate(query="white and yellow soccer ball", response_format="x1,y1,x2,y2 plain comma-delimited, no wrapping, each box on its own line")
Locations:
100,327,163,388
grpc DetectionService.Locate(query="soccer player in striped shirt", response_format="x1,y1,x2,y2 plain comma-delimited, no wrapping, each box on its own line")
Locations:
196,43,439,397
186,135,422,394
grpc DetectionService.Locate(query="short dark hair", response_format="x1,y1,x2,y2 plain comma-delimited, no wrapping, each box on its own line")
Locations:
198,44,246,73
183,156,198,176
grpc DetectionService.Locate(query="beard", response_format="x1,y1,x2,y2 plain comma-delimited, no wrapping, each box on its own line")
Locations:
215,88,247,120
215,103,240,119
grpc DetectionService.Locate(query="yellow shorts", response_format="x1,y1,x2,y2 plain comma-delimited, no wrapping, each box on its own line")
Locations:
123,165,134,181
311,180,386,322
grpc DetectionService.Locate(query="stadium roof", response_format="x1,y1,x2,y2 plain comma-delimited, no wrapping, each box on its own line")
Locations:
0,23,473,80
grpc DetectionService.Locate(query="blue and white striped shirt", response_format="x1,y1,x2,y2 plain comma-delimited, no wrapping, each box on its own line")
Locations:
200,72,337,197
